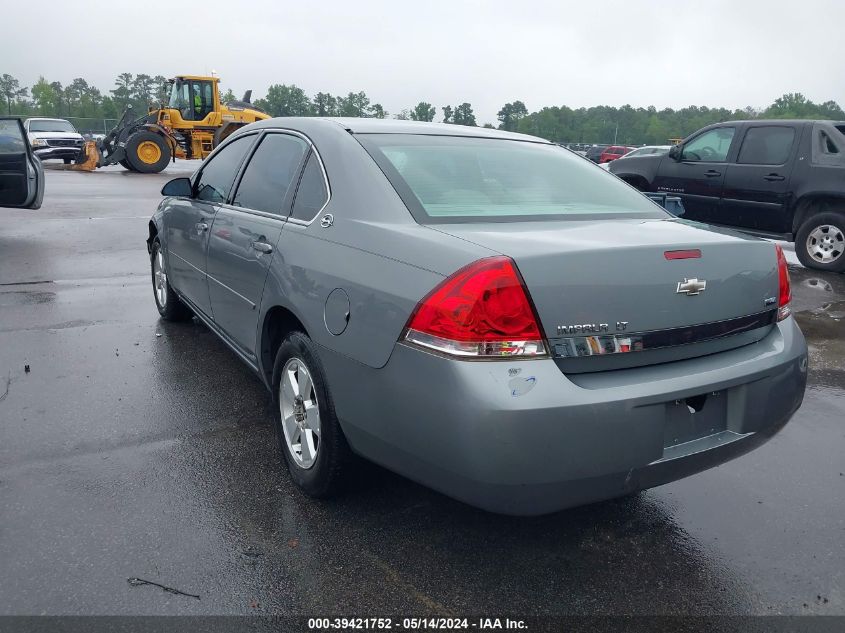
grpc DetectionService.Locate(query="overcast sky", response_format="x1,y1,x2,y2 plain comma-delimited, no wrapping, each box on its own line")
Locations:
3,0,844,124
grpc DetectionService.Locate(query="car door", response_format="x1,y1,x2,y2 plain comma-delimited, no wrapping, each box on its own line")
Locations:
165,133,256,318
205,132,310,356
653,126,737,222
0,117,43,209
720,124,800,233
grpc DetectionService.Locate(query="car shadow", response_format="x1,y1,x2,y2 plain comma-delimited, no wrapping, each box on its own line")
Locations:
151,317,754,615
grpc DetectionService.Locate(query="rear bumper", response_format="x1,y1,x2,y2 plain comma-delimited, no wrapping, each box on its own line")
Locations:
324,318,807,515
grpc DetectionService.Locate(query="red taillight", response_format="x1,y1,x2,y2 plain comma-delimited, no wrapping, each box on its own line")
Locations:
776,244,791,321
404,256,548,358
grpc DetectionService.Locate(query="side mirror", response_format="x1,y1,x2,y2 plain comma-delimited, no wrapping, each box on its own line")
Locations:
161,177,193,197
668,144,682,161
0,117,44,209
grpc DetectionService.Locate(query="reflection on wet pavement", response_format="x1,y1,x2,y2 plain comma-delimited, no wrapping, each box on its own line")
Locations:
0,170,843,616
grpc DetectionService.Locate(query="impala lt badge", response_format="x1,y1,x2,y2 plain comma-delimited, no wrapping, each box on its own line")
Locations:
676,278,707,296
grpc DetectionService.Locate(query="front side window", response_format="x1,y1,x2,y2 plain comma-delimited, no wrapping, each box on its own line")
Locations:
360,134,664,223
737,126,795,165
290,152,330,221
190,81,213,120
682,127,735,162
0,119,26,153
194,135,255,203
232,134,309,215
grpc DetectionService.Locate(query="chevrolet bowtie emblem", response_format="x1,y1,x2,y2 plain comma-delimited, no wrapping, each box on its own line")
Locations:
676,278,707,296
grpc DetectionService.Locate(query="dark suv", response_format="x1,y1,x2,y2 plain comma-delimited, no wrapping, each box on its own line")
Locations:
584,145,608,163
610,120,845,271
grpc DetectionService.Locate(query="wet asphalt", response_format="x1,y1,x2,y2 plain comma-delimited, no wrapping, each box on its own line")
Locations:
0,165,843,617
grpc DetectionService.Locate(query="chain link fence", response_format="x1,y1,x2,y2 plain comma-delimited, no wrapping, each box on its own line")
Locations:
12,115,119,137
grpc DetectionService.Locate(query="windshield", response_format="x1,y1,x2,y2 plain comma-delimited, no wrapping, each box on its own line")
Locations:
28,119,76,133
360,134,665,223
168,81,187,109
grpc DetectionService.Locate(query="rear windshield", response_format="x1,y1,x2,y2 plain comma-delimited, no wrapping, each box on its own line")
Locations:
359,134,664,223
28,120,76,133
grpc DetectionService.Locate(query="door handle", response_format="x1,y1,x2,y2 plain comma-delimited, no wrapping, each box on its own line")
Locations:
195,222,208,232
704,170,721,177
763,173,785,181
251,241,273,254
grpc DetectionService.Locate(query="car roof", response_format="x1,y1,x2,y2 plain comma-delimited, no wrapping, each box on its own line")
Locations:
251,117,552,144
25,117,72,123
709,119,845,126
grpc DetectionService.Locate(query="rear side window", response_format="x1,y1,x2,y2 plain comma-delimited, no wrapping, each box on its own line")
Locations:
232,133,308,215
737,126,795,165
195,135,255,203
290,152,329,222
359,134,664,223
820,132,839,154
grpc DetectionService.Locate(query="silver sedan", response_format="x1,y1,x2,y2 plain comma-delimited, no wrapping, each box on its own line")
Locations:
148,118,807,515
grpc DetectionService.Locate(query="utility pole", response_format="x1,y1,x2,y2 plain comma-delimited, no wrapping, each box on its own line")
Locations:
614,122,619,144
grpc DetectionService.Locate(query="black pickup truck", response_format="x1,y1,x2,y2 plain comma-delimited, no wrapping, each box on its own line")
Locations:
609,119,845,271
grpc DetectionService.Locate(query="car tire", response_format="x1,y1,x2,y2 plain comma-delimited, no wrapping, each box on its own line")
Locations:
272,332,352,498
795,212,845,272
150,238,192,321
125,131,171,174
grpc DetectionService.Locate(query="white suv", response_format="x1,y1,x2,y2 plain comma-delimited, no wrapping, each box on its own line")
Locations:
24,118,84,164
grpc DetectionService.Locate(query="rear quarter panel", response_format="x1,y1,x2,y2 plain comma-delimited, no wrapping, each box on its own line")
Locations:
791,123,845,231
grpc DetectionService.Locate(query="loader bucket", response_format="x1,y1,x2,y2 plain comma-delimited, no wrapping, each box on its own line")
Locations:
42,141,101,172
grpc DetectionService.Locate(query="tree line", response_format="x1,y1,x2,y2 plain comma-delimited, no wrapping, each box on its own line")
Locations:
2,71,843,144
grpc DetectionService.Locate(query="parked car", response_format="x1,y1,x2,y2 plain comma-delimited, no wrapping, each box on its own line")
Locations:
602,145,672,169
148,118,807,515
623,145,672,158
584,144,608,162
599,145,636,164
23,117,84,164
0,117,44,209
610,120,845,271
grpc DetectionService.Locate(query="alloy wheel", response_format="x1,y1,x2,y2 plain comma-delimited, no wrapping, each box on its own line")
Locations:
153,249,167,307
279,357,321,469
806,224,844,264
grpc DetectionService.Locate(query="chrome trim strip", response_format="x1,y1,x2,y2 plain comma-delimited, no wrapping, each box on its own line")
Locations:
552,310,777,358
176,290,260,369
216,203,288,223
720,197,782,209
169,250,204,274
206,274,256,309
170,249,255,308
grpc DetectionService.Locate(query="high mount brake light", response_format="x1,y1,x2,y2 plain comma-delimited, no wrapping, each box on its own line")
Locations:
775,244,791,321
664,249,701,260
403,256,549,358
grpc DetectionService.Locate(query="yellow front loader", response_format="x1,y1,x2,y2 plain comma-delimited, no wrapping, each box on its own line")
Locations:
79,75,269,173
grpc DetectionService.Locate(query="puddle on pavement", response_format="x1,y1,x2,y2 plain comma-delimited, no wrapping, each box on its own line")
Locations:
801,277,834,293
794,301,845,390
0,290,56,306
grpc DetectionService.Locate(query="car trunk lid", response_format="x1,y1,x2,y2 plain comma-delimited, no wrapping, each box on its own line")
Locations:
432,218,780,372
